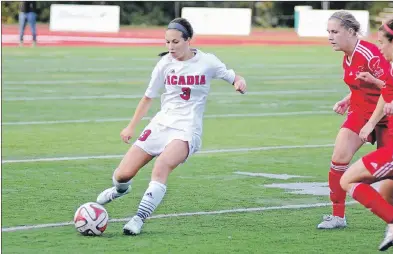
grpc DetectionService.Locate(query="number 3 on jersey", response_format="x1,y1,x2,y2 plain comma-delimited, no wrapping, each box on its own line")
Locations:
180,87,191,101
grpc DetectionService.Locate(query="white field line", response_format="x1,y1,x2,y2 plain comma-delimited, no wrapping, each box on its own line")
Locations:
2,52,338,67
1,201,357,232
3,78,134,85
4,66,154,73
243,63,338,69
2,89,342,101
1,144,334,164
2,64,339,73
3,56,158,62
2,111,332,126
2,74,340,85
2,34,163,44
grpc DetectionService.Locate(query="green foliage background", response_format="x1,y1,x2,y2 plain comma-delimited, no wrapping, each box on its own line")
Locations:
1,1,390,28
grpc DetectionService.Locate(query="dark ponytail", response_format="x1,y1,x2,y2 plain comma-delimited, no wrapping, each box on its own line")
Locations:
158,18,194,57
158,52,169,57
379,19,393,43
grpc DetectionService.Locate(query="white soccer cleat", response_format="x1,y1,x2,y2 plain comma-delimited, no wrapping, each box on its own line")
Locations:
317,215,347,229
123,215,144,235
96,186,130,205
379,224,393,251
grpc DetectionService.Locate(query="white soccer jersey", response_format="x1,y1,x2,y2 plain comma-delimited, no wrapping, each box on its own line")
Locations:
144,49,236,137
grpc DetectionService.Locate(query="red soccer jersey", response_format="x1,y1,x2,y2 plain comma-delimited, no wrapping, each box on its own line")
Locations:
382,63,393,136
343,40,391,124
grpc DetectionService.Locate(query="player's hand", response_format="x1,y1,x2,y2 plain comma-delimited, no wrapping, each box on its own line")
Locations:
333,99,350,115
359,121,375,143
234,79,246,94
120,126,134,144
356,72,377,84
384,102,393,116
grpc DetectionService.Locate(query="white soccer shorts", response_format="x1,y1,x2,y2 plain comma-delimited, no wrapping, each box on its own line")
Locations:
133,122,201,161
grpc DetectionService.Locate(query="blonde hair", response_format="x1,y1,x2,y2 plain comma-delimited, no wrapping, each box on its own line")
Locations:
329,10,361,35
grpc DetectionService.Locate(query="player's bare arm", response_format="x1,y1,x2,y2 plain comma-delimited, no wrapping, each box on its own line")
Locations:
233,75,247,94
356,72,386,89
384,101,393,115
121,96,153,144
359,96,386,142
333,93,351,115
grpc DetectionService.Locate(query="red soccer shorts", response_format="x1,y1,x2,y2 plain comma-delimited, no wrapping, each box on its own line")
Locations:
362,144,393,178
341,110,390,145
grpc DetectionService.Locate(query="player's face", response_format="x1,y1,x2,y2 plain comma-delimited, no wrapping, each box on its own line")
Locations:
165,29,190,60
377,30,393,62
327,19,352,51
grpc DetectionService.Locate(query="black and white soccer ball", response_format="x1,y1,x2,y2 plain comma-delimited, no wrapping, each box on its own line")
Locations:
74,202,108,236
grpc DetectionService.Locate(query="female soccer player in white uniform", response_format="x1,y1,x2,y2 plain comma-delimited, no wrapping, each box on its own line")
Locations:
96,18,247,235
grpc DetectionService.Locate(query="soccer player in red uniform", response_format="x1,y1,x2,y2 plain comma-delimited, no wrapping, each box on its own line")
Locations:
340,19,393,251
318,11,392,229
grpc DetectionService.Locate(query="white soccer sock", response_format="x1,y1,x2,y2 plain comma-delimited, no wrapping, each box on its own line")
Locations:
136,181,167,221
112,170,131,193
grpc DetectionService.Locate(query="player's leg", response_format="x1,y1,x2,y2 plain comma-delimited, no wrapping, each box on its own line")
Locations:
380,179,393,205
343,167,393,252
375,125,393,205
317,127,364,229
378,162,393,251
97,123,160,205
380,224,393,252
380,180,393,251
96,145,154,205
340,152,393,251
123,139,190,235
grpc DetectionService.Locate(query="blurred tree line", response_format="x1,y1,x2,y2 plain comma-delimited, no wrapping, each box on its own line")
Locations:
1,1,390,27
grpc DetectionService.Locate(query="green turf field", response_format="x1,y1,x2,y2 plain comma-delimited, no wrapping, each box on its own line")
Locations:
2,46,385,253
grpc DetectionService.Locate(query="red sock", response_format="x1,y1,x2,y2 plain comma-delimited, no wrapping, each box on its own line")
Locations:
351,183,393,223
329,161,348,218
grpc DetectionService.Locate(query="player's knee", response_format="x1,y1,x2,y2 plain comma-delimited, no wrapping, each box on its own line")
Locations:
152,160,172,182
380,182,393,205
155,155,176,169
113,168,135,183
331,150,353,164
387,196,393,206
381,192,393,205
339,175,350,192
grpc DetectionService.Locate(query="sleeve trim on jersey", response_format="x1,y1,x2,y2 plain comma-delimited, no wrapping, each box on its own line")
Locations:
356,44,374,61
227,70,236,85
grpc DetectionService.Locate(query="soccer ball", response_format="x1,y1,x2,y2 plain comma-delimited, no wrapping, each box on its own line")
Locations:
74,202,108,236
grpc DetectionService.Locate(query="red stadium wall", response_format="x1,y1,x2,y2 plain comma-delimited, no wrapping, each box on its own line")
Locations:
2,24,331,47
